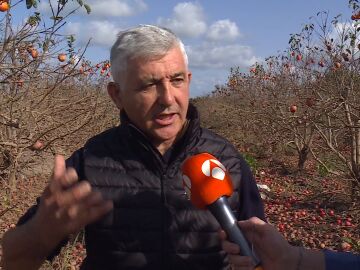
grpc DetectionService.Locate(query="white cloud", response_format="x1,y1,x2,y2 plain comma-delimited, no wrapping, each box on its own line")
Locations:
65,20,119,47
207,19,240,42
157,2,207,38
187,44,260,69
37,0,78,16
190,69,229,97
38,0,147,18
87,0,147,18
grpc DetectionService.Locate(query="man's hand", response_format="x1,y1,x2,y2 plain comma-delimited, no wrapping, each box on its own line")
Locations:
32,155,113,249
1,155,113,270
219,217,298,270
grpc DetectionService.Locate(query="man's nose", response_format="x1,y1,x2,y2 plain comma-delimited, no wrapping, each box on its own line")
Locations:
157,82,174,106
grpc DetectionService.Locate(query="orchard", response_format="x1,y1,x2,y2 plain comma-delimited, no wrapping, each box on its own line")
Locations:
216,0,360,180
0,1,117,268
207,0,360,258
0,0,359,269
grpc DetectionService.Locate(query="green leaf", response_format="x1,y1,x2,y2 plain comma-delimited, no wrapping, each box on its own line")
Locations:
50,16,63,21
68,35,76,43
26,0,34,9
42,41,49,52
84,3,91,14
77,0,84,6
28,16,40,26
28,17,36,26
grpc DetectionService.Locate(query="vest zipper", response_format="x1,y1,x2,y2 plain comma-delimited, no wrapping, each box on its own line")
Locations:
127,124,169,268
160,171,166,269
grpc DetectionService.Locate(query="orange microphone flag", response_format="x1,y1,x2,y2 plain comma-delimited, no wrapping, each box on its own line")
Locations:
181,153,233,209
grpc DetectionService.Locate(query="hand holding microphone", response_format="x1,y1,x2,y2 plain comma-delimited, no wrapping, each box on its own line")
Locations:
221,217,301,270
181,153,263,270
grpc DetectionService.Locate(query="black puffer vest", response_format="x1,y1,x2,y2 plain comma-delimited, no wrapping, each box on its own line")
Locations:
79,104,262,270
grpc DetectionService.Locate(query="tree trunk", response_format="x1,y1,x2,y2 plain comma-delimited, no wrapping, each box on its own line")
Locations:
355,120,360,182
8,164,16,193
298,146,309,171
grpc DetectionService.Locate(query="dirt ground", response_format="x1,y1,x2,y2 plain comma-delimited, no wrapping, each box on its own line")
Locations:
0,98,359,269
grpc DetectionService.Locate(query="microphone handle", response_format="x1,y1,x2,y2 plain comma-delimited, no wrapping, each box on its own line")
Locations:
208,196,261,267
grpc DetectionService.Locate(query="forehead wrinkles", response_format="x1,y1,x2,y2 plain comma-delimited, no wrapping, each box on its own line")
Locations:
122,47,188,88
136,59,185,81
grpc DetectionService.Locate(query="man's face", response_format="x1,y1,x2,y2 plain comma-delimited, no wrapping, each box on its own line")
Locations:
108,46,191,147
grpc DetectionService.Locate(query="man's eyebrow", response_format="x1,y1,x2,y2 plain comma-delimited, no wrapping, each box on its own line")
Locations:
140,72,185,82
140,76,159,83
170,72,186,79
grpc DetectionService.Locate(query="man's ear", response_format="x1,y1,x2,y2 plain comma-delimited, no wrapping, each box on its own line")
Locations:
107,82,123,109
187,71,192,83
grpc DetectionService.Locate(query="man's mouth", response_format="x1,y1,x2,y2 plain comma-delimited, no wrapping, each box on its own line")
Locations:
154,113,176,125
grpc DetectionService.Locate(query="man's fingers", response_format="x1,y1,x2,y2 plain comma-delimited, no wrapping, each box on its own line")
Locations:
219,230,227,241
55,181,91,208
222,240,241,254
85,200,113,224
228,255,253,269
67,192,112,223
50,155,66,192
66,192,102,218
238,217,265,230
83,191,104,207
60,168,78,187
53,155,66,180
237,217,266,239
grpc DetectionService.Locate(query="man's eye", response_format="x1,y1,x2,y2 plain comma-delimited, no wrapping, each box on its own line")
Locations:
139,83,155,91
172,78,184,85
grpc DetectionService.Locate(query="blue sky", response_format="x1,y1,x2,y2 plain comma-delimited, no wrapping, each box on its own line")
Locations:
8,0,354,96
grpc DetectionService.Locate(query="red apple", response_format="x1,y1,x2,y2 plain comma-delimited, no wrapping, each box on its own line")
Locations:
334,62,341,69
58,53,67,62
351,12,360,20
278,223,285,232
290,105,297,113
306,97,315,107
341,242,352,251
31,140,44,150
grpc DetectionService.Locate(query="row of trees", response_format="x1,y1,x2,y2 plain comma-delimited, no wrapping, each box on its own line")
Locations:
1,0,359,192
0,0,117,193
214,0,360,187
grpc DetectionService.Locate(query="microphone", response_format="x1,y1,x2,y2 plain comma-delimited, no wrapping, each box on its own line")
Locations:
181,153,262,270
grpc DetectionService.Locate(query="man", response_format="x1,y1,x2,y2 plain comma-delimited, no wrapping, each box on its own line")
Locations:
2,25,265,270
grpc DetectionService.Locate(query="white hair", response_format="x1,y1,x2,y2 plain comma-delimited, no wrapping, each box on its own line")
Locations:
110,24,188,84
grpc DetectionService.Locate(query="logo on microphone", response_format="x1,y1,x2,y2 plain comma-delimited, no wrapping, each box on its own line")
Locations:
201,159,227,180
183,158,227,199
